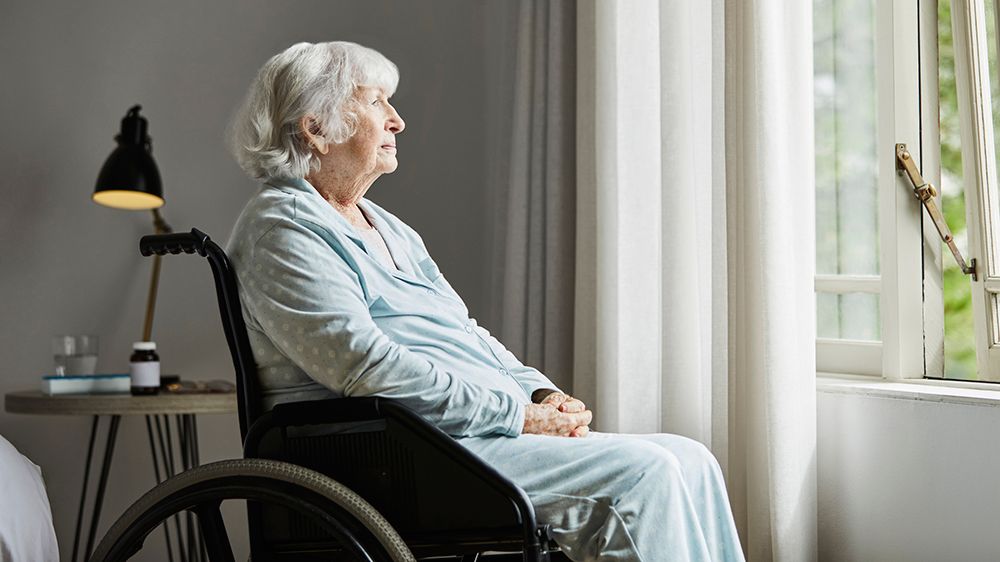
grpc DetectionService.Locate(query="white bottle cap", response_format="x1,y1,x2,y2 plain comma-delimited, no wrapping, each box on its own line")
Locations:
133,341,157,351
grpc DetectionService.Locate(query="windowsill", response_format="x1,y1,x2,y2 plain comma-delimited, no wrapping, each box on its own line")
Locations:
817,373,1000,407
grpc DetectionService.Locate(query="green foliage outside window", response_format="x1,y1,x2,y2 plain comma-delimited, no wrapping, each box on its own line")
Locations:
940,0,977,379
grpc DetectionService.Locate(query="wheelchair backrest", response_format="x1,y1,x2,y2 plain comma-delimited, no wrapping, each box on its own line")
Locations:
139,228,263,441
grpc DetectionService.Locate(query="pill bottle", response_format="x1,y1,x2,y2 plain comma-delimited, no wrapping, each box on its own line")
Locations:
130,342,160,396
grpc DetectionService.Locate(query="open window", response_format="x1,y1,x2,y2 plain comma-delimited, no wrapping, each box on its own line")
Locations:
814,0,930,379
816,0,1000,382
951,0,1000,380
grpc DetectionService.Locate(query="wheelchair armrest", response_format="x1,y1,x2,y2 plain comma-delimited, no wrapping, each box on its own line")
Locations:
245,396,532,512
243,396,381,458
243,396,546,559
271,396,383,425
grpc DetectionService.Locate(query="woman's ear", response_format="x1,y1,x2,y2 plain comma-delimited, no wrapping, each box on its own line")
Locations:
300,115,330,155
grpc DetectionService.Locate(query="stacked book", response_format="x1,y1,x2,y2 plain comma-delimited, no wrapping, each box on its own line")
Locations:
41,374,130,395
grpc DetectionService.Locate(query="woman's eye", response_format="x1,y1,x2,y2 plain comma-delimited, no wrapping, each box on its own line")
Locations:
371,99,380,106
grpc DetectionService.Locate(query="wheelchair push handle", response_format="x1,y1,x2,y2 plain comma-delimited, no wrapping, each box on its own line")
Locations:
140,228,211,257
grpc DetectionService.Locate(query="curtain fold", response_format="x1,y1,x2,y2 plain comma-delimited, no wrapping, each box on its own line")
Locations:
574,0,663,433
575,0,818,558
491,0,577,391
658,0,718,447
725,2,818,559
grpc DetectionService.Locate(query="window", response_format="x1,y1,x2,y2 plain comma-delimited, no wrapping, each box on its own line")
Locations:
813,0,928,379
939,0,976,379
947,0,1000,381
814,0,882,375
816,0,1000,382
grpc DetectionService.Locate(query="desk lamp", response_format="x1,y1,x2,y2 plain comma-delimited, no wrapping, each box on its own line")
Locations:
93,105,173,342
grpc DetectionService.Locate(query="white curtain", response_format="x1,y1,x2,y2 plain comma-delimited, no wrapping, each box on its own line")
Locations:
575,1,817,559
489,0,577,391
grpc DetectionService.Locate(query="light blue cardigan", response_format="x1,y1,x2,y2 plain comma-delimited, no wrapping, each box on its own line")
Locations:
226,177,559,437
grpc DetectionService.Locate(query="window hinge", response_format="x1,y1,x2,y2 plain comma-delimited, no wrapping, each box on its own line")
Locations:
895,143,977,281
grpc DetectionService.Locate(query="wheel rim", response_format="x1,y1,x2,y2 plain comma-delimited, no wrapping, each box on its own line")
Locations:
91,460,414,562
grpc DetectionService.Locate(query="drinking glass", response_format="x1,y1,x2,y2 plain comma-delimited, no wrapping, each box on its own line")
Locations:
52,335,99,375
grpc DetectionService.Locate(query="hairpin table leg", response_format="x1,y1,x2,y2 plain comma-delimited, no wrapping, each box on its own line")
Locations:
70,416,100,562
73,415,121,560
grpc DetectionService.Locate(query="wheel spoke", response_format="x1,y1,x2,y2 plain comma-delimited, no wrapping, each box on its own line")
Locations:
193,502,235,562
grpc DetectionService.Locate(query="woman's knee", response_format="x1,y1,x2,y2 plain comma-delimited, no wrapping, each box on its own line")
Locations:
644,434,722,478
610,439,686,490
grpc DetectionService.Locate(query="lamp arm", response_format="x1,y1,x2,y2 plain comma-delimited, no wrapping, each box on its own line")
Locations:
142,209,173,341
152,208,173,235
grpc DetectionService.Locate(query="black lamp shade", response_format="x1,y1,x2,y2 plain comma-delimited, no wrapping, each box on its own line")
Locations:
93,106,164,210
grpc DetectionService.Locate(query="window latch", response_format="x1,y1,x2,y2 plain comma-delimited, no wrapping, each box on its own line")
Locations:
895,143,977,281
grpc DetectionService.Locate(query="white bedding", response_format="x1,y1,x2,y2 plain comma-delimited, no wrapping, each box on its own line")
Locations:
0,434,59,561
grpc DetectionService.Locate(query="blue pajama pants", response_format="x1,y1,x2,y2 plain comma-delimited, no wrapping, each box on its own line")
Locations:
459,432,745,562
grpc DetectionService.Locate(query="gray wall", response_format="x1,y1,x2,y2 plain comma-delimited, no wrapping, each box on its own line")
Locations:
0,1,518,559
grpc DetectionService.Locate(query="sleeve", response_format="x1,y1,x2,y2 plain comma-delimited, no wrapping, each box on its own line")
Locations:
395,223,563,402
241,219,525,438
471,323,563,400
405,241,563,402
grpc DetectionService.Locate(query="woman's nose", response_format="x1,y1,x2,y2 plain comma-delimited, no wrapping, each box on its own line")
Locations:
387,105,405,134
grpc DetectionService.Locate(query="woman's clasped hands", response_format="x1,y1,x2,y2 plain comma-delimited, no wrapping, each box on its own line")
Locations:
522,392,592,438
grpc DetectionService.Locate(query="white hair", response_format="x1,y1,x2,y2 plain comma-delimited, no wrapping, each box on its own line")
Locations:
228,41,399,180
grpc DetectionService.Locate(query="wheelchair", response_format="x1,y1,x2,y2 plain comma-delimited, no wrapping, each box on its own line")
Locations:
91,229,570,562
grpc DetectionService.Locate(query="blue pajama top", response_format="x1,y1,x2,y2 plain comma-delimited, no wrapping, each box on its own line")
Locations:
225,177,559,438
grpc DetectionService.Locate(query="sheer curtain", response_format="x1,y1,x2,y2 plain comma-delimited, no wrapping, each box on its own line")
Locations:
575,1,817,559
488,0,577,391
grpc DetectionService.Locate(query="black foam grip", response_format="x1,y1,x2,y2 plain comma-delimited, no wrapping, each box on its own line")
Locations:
139,228,210,257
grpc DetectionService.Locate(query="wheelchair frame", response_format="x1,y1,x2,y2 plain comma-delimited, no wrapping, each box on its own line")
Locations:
138,228,564,562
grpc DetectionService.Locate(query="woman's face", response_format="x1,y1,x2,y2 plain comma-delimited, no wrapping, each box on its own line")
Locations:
329,86,406,179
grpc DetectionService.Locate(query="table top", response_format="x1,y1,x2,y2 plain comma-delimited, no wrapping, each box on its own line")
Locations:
4,390,237,416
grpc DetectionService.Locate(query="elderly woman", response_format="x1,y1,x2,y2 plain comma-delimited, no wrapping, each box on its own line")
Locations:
227,41,743,562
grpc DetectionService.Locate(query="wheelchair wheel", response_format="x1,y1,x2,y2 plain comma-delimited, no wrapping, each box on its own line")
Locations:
90,458,415,562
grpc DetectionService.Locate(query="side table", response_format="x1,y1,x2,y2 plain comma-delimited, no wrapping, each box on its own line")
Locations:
5,390,236,562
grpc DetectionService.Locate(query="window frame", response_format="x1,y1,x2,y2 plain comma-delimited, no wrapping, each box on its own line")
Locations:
816,0,942,380
920,0,946,379
815,0,1000,385
813,0,885,373
952,0,1000,380
879,0,933,381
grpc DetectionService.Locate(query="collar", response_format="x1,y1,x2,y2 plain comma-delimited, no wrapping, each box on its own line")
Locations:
264,176,363,244
263,176,421,281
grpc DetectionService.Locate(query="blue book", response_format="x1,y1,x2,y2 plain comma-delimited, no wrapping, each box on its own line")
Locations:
41,374,130,395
